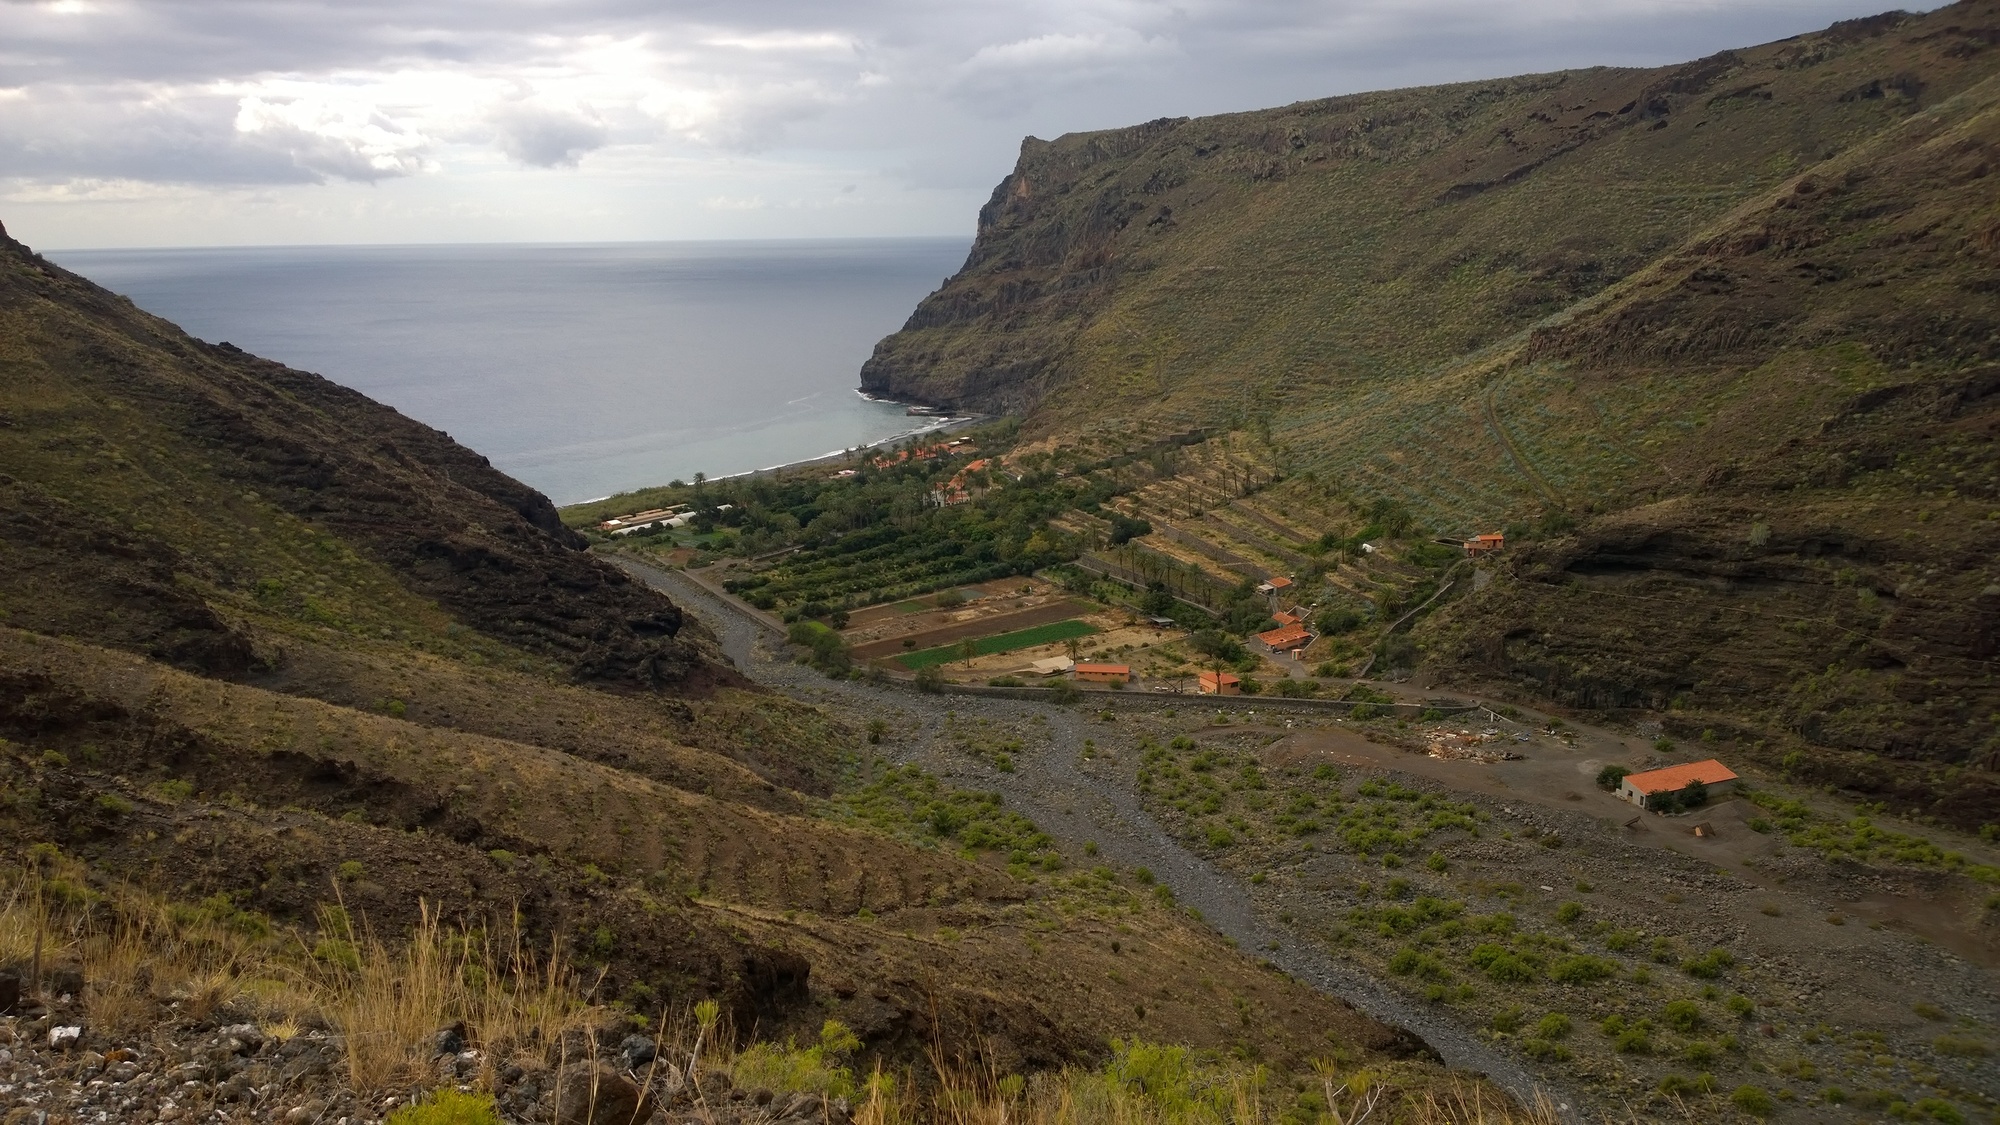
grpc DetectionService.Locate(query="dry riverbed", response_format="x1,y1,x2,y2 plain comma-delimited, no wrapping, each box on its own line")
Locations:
621,558,2000,1124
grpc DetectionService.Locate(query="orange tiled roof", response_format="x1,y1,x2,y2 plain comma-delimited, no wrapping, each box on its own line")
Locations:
1256,623,1312,647
1623,759,1738,794
1272,611,1302,626
1199,671,1241,686
1264,576,1293,588
1074,663,1130,675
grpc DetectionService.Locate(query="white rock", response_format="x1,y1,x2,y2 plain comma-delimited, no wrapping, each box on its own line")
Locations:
49,1026,82,1050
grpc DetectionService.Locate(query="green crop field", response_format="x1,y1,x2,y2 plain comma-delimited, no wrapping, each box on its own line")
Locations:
895,619,1100,670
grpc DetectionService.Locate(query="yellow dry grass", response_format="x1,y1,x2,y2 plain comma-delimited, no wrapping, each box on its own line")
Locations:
313,898,590,1091
3,853,1569,1122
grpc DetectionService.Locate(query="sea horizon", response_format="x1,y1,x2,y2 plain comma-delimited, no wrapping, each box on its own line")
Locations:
51,236,973,506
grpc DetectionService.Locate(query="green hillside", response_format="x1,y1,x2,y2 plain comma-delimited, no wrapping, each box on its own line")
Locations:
857,4,2000,820
0,223,1446,1088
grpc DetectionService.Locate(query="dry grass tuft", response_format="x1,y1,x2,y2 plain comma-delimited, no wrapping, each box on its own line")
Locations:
314,900,590,1092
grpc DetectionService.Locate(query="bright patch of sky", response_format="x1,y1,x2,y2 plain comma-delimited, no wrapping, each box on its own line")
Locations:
0,0,1929,248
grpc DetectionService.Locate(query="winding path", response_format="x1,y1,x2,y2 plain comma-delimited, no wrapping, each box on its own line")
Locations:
617,557,1578,1120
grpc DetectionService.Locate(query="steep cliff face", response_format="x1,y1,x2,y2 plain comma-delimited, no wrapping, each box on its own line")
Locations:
860,5,2000,431
861,2,2000,817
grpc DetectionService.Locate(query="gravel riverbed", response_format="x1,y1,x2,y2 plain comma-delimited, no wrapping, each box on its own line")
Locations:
620,559,1579,1120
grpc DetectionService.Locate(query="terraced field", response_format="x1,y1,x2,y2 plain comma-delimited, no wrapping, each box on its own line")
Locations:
894,618,1101,670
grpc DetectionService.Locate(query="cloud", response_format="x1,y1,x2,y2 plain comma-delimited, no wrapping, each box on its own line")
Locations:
948,27,1179,110
0,0,1939,245
234,94,433,180
490,99,607,167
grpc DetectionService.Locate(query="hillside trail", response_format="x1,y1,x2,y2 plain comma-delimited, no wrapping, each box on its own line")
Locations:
617,557,1581,1120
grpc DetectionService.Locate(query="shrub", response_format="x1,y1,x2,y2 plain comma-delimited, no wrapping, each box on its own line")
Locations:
1932,1034,1989,1058
1730,1085,1775,1118
914,665,947,693
386,1089,501,1125
1726,995,1755,1019
1489,1006,1524,1033
1534,1013,1572,1040
1469,944,1538,983
1913,1098,1966,1124
1519,1038,1570,1061
1681,948,1735,979
1664,999,1704,1034
731,1020,862,1099
787,620,852,678
1549,955,1616,984
336,861,365,882
95,793,133,815
1614,1023,1653,1053
1594,765,1629,791
1554,901,1583,924
1684,1041,1718,1065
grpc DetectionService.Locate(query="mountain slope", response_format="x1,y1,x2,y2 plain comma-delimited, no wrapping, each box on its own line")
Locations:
855,3,2000,821
0,222,1452,1086
862,5,1998,442
0,223,715,690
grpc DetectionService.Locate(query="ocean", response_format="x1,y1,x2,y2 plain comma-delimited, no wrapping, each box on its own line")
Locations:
51,239,971,506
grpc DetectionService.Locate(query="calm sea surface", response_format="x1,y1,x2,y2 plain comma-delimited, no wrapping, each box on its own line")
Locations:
52,239,970,505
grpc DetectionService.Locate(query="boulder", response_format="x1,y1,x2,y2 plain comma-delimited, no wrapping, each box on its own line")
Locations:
555,1062,657,1125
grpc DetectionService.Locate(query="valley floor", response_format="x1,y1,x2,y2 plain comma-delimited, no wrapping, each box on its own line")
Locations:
618,557,2000,1124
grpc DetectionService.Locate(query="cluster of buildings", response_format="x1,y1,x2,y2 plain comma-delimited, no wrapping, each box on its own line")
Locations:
597,505,693,536
596,503,734,536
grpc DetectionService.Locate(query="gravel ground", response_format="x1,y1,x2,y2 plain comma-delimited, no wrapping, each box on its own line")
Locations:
620,559,1581,1120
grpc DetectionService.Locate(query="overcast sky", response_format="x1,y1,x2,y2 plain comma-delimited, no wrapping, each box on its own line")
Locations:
2,0,1922,249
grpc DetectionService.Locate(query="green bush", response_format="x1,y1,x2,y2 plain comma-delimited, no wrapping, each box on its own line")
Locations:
1614,1026,1653,1054
1554,901,1583,924
731,1020,862,1099
1534,1013,1572,1040
1726,994,1755,1019
1681,948,1735,979
1663,999,1704,1034
1549,955,1616,984
1912,1098,1966,1124
1519,1037,1570,1061
1594,765,1629,791
1468,943,1539,983
788,620,853,677
386,1090,501,1125
1730,1085,1775,1118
